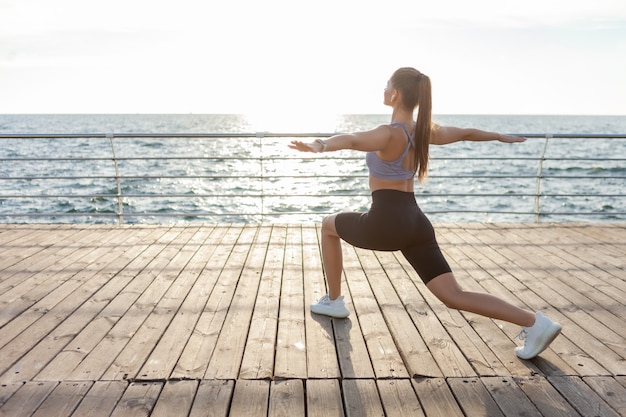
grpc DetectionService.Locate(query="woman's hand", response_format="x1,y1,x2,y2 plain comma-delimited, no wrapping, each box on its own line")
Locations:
288,140,323,153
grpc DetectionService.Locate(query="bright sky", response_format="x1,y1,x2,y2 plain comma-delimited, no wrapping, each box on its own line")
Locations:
1,0,625,119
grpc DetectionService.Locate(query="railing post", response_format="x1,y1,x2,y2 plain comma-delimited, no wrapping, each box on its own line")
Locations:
534,134,551,222
107,134,124,225
257,132,265,222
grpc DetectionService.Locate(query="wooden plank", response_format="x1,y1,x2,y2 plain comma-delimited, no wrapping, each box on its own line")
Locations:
393,232,529,378
188,380,234,417
0,226,113,294
499,224,626,320
358,249,445,378
0,225,78,289
376,379,425,417
29,227,172,382
0,227,120,329
136,225,229,380
481,376,542,417
0,224,39,245
0,381,57,417
303,224,341,379
447,377,505,417
70,381,127,417
274,225,308,379
63,227,195,381
515,376,582,417
170,226,247,379
269,379,305,417
204,226,268,379
58,228,187,381
489,225,626,347
103,227,211,380
31,381,93,417
342,246,408,378
229,380,269,416
438,225,569,375
484,224,624,376
583,376,626,417
332,314,376,379
548,376,621,417
476,225,603,376
411,378,464,417
0,382,23,409
0,224,158,346
239,226,284,379
407,270,508,377
306,379,344,417
565,224,626,274
311,224,374,380
554,226,625,298
407,227,510,377
0,226,57,276
342,379,384,417
375,249,473,378
151,380,198,417
490,222,625,312
2,227,161,382
1,223,625,417
496,223,626,301
109,381,162,417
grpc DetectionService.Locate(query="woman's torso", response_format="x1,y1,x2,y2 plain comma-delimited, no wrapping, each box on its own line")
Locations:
367,122,416,192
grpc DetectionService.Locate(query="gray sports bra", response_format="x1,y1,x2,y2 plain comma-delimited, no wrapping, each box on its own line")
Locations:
365,122,415,180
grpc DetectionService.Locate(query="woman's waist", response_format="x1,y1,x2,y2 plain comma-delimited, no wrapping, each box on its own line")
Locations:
369,177,414,193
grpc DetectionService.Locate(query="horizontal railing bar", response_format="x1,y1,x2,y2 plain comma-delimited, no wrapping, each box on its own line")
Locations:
0,132,335,139
3,156,626,162
2,133,626,139
0,213,117,216
2,211,624,218
2,193,624,199
1,175,624,181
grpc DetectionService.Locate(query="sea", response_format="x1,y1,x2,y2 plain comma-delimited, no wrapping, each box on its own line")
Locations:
1,114,626,224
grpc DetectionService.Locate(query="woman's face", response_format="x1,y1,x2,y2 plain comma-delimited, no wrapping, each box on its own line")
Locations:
383,80,396,107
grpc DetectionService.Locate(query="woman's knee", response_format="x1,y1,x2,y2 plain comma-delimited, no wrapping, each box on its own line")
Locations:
426,273,466,310
438,292,465,310
322,214,339,237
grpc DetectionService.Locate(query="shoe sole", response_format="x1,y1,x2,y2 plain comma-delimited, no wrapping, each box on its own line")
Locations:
310,306,350,318
516,323,562,359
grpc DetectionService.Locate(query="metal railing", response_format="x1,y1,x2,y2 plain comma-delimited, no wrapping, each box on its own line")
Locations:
1,133,625,224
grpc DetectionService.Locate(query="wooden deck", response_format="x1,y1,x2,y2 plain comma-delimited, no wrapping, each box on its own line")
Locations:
0,223,624,417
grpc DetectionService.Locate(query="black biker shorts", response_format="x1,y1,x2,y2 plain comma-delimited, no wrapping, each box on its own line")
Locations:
335,189,451,284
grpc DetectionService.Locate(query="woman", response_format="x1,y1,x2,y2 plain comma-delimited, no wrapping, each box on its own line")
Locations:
288,67,562,360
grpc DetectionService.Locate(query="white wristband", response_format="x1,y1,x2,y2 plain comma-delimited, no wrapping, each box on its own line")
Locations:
315,139,327,152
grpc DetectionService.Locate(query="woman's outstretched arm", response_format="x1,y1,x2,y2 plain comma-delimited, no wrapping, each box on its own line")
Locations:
431,125,526,145
288,125,393,153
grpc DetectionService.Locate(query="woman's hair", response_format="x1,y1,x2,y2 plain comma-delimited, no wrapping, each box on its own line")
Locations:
390,67,432,183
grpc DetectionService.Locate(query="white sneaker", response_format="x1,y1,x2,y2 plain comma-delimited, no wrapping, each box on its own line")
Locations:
310,295,350,318
515,311,562,359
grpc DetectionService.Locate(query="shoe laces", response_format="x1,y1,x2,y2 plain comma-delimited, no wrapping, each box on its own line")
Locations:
317,295,331,304
516,329,528,341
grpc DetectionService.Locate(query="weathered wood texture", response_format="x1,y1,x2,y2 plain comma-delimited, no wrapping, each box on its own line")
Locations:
0,223,624,416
